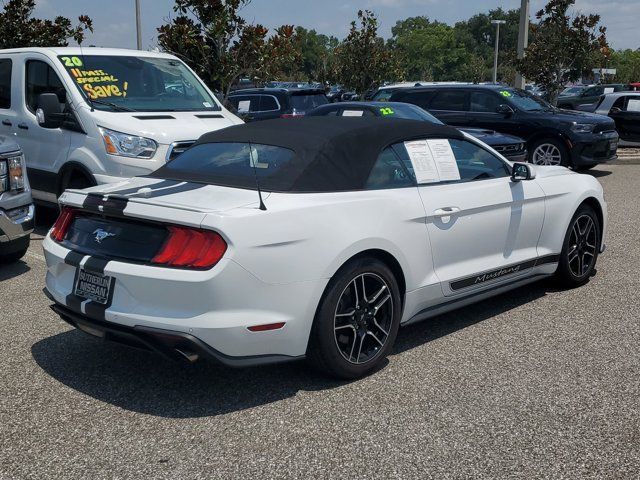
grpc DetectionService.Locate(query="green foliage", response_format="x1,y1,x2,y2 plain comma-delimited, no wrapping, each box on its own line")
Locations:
158,0,300,98
0,0,92,48
334,10,402,93
390,17,469,81
295,27,339,83
610,49,640,83
515,0,609,104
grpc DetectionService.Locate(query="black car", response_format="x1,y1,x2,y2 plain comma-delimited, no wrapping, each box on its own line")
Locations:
227,88,329,121
307,102,528,162
389,85,618,169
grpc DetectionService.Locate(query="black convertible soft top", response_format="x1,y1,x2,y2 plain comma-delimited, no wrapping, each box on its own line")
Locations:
153,117,465,192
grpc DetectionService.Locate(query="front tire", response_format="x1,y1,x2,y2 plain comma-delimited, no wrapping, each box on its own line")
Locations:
529,138,570,167
555,204,600,288
307,257,401,379
0,236,30,264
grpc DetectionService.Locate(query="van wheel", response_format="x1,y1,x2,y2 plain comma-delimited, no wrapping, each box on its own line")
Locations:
529,138,570,167
307,257,401,379
60,169,95,194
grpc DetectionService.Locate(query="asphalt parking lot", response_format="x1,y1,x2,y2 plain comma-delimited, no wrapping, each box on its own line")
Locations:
1,163,639,479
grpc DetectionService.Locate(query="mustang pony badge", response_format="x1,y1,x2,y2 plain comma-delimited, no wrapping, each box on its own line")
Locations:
93,228,116,244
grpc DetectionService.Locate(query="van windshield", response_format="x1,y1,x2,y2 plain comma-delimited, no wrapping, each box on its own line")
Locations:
57,55,219,112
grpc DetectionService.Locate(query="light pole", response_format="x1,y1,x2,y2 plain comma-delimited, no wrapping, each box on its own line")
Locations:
491,19,506,84
514,0,530,89
135,0,142,50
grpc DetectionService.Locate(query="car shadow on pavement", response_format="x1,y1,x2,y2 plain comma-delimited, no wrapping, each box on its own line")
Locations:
585,169,612,178
31,280,557,419
0,260,30,281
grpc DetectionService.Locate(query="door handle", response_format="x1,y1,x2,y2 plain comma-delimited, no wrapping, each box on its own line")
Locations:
433,207,460,217
17,123,29,130
1,119,11,126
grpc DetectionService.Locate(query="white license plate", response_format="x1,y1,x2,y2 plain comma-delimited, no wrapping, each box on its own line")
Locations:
74,269,113,304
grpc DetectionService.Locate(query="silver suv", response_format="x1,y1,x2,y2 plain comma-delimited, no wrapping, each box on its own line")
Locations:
0,136,33,263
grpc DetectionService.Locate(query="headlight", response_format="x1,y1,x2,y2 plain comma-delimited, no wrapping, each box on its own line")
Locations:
0,155,25,192
571,123,595,133
99,127,157,158
8,155,25,190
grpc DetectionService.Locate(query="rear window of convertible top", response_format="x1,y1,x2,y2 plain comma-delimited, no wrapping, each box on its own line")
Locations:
153,142,301,191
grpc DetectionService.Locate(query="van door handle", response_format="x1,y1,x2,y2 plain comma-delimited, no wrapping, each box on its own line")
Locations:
17,123,28,130
433,207,460,217
1,119,11,126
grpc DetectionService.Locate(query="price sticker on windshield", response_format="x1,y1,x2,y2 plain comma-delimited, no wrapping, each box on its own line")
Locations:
499,90,512,98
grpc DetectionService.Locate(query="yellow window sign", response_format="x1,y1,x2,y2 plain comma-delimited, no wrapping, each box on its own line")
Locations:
59,56,128,100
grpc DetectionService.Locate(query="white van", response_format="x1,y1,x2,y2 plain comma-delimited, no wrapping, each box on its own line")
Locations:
0,47,242,203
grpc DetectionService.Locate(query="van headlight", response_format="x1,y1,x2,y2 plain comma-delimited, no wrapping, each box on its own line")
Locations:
0,154,25,192
571,123,595,133
99,127,157,158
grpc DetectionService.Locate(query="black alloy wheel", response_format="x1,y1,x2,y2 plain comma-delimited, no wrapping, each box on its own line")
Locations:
555,204,600,287
308,257,401,379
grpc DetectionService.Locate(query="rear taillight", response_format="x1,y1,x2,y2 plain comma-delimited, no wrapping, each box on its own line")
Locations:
152,225,227,269
50,207,77,242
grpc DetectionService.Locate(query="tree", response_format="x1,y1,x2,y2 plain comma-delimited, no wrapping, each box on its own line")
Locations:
391,16,470,81
334,10,402,93
295,27,339,83
610,49,640,83
515,0,609,105
157,0,300,99
0,0,92,48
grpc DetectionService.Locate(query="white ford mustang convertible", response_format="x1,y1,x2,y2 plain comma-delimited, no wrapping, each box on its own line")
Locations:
43,118,607,378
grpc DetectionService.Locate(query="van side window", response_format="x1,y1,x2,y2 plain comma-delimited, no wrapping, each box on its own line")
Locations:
0,59,11,109
25,60,66,113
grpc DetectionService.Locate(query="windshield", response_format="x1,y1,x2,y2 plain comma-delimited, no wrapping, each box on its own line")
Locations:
561,86,585,96
500,88,552,111
58,55,219,112
380,104,444,123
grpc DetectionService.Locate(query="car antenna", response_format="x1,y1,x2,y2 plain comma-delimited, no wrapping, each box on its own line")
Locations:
248,141,267,211
78,42,95,112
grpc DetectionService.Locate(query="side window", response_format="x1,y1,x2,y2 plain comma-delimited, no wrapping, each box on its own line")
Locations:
612,96,625,111
429,90,468,111
397,91,433,109
25,60,66,112
623,96,640,113
229,95,257,114
392,138,509,184
469,91,501,113
258,95,279,112
449,139,510,181
365,147,414,190
0,59,12,109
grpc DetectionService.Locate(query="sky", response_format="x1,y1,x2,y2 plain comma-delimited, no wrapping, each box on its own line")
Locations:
33,0,639,51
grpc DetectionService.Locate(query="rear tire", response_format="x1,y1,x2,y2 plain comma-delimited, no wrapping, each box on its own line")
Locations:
555,204,600,288
307,257,401,379
60,169,95,195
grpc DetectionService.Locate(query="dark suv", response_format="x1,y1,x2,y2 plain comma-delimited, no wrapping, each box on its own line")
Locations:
227,88,328,122
389,84,618,169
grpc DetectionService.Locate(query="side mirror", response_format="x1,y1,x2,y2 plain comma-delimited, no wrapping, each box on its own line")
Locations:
511,162,534,182
36,93,64,129
496,104,514,115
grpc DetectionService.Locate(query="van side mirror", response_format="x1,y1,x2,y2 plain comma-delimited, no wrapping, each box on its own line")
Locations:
496,104,514,115
511,162,534,182
36,93,65,129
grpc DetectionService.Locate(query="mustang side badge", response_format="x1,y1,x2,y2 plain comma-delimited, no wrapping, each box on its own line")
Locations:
93,228,116,244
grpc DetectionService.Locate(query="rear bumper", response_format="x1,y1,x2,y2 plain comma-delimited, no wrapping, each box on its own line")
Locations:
0,203,34,244
42,235,326,361
48,300,302,367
